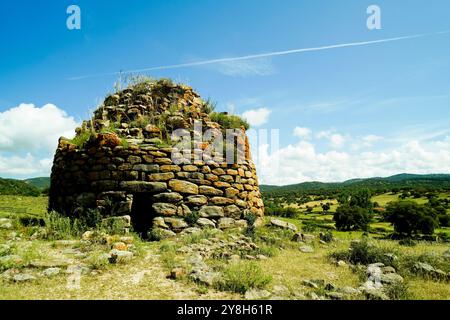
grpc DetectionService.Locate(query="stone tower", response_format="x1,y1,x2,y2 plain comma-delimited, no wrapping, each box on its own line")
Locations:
49,78,264,237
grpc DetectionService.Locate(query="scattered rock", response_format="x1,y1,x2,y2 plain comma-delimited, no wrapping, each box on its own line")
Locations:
325,292,344,300
170,267,186,279
362,288,388,300
112,242,128,251
189,270,220,286
245,288,272,300
43,267,61,277
337,260,347,267
380,273,404,285
13,273,36,282
299,245,314,253
293,233,315,243
66,264,91,275
0,218,13,229
270,219,297,232
109,249,134,264
301,280,319,289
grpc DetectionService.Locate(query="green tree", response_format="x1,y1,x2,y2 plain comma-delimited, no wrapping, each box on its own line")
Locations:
384,201,439,237
333,205,370,231
321,203,331,213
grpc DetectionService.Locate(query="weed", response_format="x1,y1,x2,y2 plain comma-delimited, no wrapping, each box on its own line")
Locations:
217,261,272,294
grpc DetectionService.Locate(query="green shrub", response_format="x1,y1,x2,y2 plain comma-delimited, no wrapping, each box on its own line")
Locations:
319,231,334,243
384,201,439,237
210,112,250,130
43,211,85,240
217,261,272,294
185,210,200,226
203,98,217,114
86,252,110,269
71,130,93,148
330,239,397,267
384,281,411,300
333,205,370,231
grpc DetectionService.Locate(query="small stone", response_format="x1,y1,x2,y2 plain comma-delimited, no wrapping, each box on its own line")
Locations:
112,242,128,251
13,274,36,282
109,249,133,264
245,288,272,300
301,280,319,289
170,267,186,279
337,260,347,267
325,292,344,300
43,267,61,277
299,245,314,253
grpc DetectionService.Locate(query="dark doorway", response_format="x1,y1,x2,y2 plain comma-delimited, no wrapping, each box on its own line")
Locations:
130,193,155,238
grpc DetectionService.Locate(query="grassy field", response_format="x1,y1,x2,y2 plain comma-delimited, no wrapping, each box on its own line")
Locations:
0,195,449,300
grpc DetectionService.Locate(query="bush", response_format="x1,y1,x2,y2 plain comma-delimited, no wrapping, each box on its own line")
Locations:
384,281,411,300
209,112,250,130
330,239,397,267
384,201,439,237
319,231,334,243
185,210,200,226
71,130,93,148
217,261,272,294
265,205,298,218
333,205,370,231
43,211,85,240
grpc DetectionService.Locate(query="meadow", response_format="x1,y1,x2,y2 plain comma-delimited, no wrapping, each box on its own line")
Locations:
0,194,449,300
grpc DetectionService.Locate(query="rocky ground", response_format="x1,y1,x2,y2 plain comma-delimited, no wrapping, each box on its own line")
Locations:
1,214,449,300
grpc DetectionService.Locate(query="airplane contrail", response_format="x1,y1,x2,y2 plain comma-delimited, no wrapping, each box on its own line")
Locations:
68,30,450,80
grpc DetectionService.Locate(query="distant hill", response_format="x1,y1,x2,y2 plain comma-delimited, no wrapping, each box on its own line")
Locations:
0,178,41,196
24,177,50,190
261,173,450,195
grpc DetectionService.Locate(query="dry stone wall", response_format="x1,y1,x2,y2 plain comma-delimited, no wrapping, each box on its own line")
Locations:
49,79,264,236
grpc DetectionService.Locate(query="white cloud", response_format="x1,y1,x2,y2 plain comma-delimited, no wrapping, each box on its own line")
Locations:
0,103,78,178
0,103,78,153
362,134,383,144
241,108,271,127
316,130,347,149
253,135,450,185
329,134,346,149
293,127,312,139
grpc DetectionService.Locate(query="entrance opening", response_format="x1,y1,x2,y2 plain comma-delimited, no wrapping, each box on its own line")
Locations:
130,193,155,238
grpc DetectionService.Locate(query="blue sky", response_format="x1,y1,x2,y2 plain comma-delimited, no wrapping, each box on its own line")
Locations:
1,0,450,184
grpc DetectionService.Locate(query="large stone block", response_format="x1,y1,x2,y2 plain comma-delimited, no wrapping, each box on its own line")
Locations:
168,179,199,195
153,192,183,203
152,203,177,216
119,181,167,193
199,186,223,196
199,206,224,218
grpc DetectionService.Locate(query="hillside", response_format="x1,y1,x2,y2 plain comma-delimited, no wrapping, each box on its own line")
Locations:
0,178,41,196
24,177,50,190
261,173,450,195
